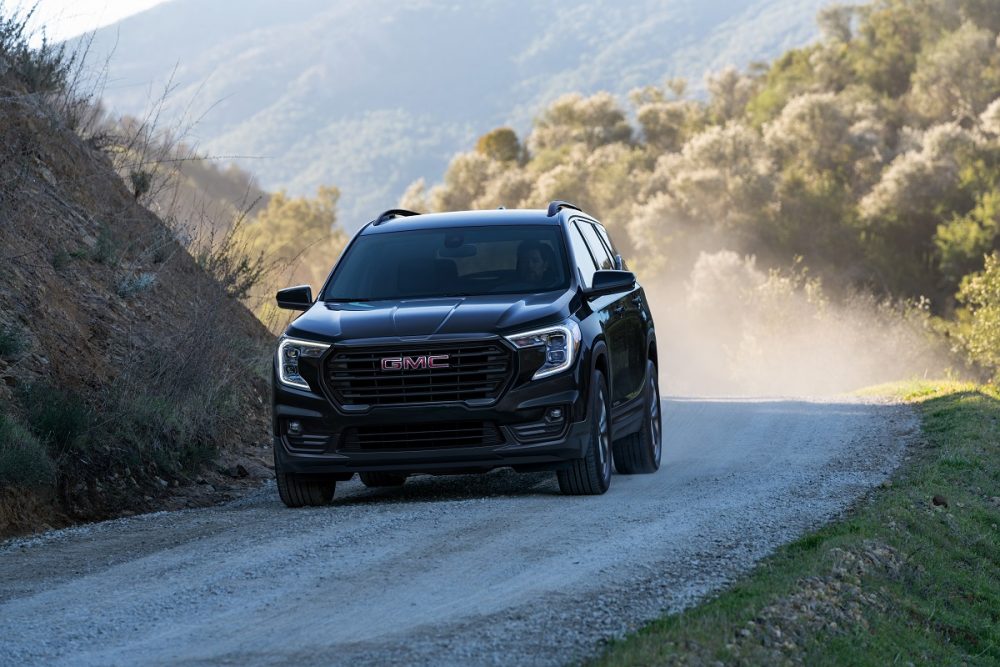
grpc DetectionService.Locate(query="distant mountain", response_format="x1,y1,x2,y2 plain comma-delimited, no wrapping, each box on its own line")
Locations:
80,0,831,228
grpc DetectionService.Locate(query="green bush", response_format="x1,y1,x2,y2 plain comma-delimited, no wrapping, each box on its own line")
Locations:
107,392,216,475
129,169,153,199
957,252,1000,380
0,413,56,488
20,383,93,454
92,225,117,265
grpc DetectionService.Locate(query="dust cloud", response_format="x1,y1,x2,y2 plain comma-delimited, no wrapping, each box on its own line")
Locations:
645,251,958,397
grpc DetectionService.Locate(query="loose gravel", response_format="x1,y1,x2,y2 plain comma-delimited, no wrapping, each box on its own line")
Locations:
0,397,918,666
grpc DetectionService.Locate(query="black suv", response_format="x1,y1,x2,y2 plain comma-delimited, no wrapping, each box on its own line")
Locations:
272,201,660,505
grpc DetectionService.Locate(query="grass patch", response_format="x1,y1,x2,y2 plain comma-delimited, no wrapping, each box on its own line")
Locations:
92,225,118,265
0,412,56,488
20,383,94,457
591,382,1000,666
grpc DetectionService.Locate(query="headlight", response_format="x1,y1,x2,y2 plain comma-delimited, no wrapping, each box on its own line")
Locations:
277,336,330,389
506,321,581,380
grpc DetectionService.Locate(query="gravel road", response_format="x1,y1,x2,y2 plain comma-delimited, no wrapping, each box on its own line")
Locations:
0,397,917,666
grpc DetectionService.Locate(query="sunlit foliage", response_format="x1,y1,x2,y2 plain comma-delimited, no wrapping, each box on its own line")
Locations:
404,0,1000,378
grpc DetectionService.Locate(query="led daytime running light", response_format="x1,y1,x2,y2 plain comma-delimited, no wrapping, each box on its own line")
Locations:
277,336,330,390
506,322,581,379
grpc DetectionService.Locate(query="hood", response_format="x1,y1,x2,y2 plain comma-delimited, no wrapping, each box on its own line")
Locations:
286,291,574,342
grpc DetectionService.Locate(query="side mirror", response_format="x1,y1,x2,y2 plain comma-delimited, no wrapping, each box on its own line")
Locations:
583,270,636,298
276,285,313,311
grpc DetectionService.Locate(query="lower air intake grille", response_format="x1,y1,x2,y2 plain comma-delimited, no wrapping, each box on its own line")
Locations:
283,433,333,453
341,421,502,451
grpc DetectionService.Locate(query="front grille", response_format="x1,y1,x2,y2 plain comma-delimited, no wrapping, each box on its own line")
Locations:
341,421,503,451
325,342,513,406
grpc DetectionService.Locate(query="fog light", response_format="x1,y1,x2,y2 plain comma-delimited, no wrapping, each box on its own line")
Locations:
288,420,303,435
545,407,564,422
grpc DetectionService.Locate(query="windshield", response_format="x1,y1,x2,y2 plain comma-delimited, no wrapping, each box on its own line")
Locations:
322,225,570,301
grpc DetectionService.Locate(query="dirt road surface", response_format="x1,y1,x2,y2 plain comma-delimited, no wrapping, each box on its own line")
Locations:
0,397,916,666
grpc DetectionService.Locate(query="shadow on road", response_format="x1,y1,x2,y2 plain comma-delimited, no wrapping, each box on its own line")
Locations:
331,468,558,507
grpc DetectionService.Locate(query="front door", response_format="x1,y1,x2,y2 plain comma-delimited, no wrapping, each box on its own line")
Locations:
569,218,644,406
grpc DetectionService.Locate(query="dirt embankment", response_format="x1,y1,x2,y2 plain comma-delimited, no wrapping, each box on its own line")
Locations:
0,67,274,537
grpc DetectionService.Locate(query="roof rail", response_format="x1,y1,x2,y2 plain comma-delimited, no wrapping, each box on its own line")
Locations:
372,208,421,226
547,200,582,217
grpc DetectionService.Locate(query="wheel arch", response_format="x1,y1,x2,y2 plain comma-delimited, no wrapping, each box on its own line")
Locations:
580,338,609,422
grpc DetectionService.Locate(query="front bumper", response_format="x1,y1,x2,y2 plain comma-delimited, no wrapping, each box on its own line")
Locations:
272,346,592,476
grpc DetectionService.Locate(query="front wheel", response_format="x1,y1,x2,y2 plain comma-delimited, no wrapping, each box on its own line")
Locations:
275,451,336,507
557,370,612,495
276,471,336,507
612,359,662,474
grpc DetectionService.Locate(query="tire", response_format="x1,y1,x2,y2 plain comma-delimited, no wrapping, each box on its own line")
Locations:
275,452,336,507
359,471,407,488
557,370,612,495
612,359,662,474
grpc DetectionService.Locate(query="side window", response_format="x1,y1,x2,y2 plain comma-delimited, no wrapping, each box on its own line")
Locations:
576,220,614,270
593,224,622,268
567,222,597,287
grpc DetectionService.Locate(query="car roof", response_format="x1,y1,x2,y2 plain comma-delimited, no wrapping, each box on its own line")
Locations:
359,208,590,235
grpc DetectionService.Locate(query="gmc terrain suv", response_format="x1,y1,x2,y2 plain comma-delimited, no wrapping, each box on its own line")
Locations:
272,201,660,506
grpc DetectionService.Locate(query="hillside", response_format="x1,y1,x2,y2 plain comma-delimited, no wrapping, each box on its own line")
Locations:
0,31,274,536
79,0,832,227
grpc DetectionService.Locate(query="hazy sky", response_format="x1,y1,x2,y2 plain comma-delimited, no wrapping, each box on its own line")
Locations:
16,0,168,42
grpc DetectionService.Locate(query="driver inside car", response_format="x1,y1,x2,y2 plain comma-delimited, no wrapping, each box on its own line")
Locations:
514,240,556,289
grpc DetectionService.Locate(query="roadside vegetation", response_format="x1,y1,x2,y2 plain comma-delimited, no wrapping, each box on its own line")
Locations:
591,381,999,665
0,5,272,535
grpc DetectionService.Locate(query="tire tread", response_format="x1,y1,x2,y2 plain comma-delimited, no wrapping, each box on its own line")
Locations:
276,471,335,507
557,372,611,495
612,360,661,475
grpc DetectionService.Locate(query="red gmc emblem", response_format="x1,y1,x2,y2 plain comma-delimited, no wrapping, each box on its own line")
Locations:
381,355,450,370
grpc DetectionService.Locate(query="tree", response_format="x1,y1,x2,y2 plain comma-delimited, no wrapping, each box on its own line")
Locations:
527,92,633,153
427,152,501,212
635,100,702,153
669,122,777,234
851,0,931,98
817,4,855,43
475,127,521,163
244,185,345,288
858,123,979,294
907,21,1000,124
936,190,1000,289
706,66,758,122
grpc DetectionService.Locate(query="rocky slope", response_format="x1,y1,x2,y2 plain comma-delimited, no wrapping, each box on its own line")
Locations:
0,58,274,536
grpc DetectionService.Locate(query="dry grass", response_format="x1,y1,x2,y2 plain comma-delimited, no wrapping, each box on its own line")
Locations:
0,7,273,537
